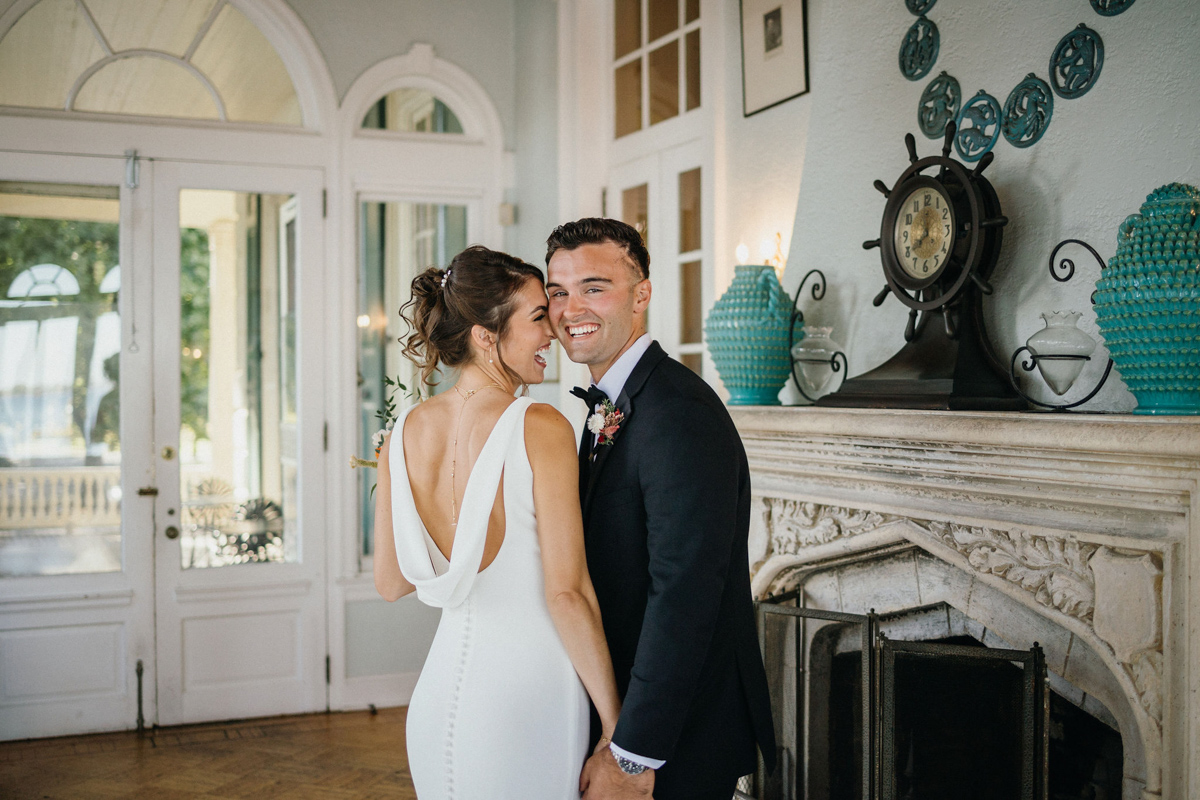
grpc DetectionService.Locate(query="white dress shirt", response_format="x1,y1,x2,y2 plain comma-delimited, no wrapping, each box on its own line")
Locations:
587,334,666,771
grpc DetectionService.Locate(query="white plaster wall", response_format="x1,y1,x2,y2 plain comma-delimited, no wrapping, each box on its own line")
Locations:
781,0,1200,411
717,0,812,296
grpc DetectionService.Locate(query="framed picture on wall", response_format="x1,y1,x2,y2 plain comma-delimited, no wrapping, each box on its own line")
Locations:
740,0,809,116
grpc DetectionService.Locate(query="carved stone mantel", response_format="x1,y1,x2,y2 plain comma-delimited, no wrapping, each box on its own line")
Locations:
730,407,1200,800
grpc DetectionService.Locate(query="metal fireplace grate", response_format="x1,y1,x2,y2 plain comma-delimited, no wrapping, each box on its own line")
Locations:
739,590,1049,800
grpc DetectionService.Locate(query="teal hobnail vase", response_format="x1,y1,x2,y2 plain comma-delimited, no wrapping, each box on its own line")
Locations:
704,264,800,405
1093,183,1200,415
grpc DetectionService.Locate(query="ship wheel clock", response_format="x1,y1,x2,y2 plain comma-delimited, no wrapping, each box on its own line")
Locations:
818,122,1024,409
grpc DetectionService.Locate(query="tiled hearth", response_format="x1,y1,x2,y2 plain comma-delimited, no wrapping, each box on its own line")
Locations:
731,408,1200,800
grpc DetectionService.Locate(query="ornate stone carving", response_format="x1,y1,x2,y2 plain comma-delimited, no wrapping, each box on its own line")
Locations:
758,496,1167,725
1128,650,1163,725
764,498,897,555
1090,548,1162,663
923,521,1098,621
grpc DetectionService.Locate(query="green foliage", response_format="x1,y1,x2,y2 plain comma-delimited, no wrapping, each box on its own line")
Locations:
179,227,211,441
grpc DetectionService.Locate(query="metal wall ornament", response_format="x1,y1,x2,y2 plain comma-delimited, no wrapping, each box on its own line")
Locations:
917,71,961,139
1091,0,1135,16
1009,239,1115,411
899,16,940,81
1001,73,1054,148
954,90,1002,162
905,0,936,14
1051,24,1105,99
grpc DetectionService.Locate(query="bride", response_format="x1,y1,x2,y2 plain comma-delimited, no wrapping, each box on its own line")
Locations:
372,245,622,799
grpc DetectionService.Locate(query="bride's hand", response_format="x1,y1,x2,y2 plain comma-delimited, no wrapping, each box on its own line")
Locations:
593,735,612,755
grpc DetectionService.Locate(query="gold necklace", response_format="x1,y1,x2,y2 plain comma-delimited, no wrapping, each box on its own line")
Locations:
450,382,503,527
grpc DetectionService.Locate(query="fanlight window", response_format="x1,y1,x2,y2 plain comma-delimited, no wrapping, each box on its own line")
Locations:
361,88,463,134
0,0,302,126
8,263,81,298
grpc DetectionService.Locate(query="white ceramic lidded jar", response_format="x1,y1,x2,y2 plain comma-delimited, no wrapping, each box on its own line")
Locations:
1025,311,1098,396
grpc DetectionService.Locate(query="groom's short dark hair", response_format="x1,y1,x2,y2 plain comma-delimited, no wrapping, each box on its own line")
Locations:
545,218,650,280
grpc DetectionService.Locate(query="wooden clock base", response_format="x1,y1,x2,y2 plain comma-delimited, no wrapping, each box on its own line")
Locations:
816,307,1024,411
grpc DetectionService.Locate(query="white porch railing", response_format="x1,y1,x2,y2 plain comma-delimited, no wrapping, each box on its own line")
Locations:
0,467,122,530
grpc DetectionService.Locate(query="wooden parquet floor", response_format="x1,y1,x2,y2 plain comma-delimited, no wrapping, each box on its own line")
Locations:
0,708,416,800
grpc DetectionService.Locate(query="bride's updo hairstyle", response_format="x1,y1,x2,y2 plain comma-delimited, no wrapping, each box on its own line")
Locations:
400,245,545,389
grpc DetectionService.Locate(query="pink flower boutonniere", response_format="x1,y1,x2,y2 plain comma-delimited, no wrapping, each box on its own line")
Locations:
586,399,625,446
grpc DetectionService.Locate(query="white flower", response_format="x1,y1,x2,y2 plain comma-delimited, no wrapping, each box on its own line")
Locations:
385,418,394,430
372,428,386,449
587,412,605,435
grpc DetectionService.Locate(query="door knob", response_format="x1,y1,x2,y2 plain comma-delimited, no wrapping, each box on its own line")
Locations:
164,525,180,540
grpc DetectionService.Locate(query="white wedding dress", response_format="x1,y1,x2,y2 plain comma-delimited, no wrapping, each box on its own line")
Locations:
390,396,590,799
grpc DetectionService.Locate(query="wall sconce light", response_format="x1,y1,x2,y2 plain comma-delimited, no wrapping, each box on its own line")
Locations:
787,269,848,403
1009,239,1114,411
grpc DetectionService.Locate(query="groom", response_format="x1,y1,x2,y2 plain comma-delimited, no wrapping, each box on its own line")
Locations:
546,219,775,800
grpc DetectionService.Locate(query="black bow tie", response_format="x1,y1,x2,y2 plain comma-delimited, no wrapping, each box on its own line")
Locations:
571,385,608,410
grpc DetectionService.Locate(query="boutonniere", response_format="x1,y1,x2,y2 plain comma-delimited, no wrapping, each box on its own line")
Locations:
586,399,625,446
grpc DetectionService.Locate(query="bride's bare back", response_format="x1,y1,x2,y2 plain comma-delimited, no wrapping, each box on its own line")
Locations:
401,389,511,572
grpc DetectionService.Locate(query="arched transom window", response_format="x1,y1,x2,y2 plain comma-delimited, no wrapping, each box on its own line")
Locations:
0,0,302,126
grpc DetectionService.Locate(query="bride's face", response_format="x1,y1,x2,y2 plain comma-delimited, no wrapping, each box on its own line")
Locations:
496,278,555,385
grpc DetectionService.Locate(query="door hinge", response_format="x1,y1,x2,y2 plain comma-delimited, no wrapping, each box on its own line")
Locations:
136,486,159,496
124,149,140,189
325,655,331,684
323,421,328,452
322,189,327,218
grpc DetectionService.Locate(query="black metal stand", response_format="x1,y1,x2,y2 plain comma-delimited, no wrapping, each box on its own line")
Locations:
788,269,849,403
1008,239,1114,411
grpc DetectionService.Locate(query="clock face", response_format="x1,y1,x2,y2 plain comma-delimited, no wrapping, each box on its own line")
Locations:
893,184,955,281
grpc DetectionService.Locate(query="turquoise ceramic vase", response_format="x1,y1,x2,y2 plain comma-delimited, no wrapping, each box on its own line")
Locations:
1093,183,1200,414
704,264,799,405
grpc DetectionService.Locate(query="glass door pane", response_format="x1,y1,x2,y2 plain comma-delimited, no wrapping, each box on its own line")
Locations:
0,181,122,577
177,189,298,569
358,200,466,557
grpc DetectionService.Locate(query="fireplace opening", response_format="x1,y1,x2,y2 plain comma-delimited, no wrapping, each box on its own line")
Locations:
752,595,1124,800
822,636,1122,800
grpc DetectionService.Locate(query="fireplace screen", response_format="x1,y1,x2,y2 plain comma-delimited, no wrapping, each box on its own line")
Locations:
741,592,1049,800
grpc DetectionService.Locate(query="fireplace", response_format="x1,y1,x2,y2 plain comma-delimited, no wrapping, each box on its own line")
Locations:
728,408,1199,800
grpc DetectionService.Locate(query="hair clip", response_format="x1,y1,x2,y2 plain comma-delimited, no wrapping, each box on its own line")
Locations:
440,268,452,289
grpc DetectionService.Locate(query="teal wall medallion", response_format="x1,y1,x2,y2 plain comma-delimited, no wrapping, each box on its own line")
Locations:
1091,0,1135,16
1051,24,1104,99
704,264,799,405
918,71,960,139
1093,183,1200,415
899,6,1118,157
954,90,1001,162
1002,74,1053,148
899,16,939,81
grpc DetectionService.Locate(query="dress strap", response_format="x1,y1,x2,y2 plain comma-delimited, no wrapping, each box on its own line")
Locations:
390,397,533,608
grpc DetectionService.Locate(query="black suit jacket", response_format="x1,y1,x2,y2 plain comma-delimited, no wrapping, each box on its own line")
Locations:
579,341,776,797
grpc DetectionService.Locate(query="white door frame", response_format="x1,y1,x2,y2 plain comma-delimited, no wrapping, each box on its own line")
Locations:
0,149,156,739
150,159,327,726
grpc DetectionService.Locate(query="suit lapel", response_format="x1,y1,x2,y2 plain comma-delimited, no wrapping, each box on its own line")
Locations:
581,341,668,517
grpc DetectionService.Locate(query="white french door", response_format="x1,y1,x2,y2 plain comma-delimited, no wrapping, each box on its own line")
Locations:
0,152,328,739
608,137,708,374
0,150,156,739
150,160,327,726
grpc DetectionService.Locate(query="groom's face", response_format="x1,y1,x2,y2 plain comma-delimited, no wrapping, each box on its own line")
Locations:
546,241,650,377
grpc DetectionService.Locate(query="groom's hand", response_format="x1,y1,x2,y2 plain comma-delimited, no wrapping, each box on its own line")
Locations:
580,749,654,800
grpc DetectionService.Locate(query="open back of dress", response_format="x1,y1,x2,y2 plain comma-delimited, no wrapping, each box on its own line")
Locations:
389,397,589,799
